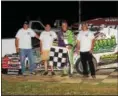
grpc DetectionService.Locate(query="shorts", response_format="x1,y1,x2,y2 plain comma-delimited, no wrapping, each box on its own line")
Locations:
41,50,50,61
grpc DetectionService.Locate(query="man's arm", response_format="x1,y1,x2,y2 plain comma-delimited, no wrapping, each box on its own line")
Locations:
40,40,42,54
67,30,76,48
30,29,39,39
77,40,80,51
76,40,80,54
15,38,19,53
15,29,21,53
90,39,95,51
39,32,43,53
90,32,95,53
76,33,81,54
35,33,39,39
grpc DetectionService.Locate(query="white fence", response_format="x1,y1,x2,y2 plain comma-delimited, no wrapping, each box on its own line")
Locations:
2,38,16,57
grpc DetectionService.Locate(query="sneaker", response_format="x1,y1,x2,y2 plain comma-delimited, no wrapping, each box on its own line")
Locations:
57,67,62,70
69,74,73,77
43,71,48,75
61,74,68,77
92,75,96,79
30,72,36,75
22,72,28,76
83,75,89,78
51,72,55,76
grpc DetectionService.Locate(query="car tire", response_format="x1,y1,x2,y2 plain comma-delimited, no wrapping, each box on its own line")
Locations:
18,69,22,74
2,68,8,74
75,56,97,74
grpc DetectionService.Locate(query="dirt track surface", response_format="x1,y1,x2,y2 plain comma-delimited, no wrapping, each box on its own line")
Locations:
2,69,118,84
2,74,83,83
1,74,109,84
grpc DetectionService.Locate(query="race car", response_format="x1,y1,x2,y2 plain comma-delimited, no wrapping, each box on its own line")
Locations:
2,53,21,74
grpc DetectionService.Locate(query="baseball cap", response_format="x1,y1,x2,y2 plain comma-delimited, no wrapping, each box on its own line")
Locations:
24,21,29,25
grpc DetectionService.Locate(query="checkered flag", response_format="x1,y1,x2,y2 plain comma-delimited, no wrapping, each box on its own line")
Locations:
49,46,68,67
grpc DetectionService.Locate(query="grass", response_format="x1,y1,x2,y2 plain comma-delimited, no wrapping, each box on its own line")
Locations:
2,78,118,95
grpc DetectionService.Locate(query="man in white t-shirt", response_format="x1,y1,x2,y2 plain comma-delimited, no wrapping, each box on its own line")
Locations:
40,24,57,75
76,23,96,79
15,21,39,75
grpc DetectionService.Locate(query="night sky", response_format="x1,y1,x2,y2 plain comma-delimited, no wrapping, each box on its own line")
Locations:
1,1,118,38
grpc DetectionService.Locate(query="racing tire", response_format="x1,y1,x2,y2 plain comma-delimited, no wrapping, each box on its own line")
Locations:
2,68,8,74
75,56,97,74
18,69,22,75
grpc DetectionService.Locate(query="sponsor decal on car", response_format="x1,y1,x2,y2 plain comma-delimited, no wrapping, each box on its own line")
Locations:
93,35,116,53
99,53,118,65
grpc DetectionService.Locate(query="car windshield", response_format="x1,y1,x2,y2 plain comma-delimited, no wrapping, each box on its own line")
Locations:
31,22,44,30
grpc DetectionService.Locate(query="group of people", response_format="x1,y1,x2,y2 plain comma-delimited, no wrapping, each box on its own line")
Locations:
15,21,96,79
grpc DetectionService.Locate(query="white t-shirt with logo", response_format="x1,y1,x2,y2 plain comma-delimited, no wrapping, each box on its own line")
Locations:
77,31,95,52
15,28,36,49
40,31,57,50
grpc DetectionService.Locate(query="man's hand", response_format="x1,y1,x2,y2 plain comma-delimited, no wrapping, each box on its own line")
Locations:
66,45,72,49
40,49,43,55
40,51,43,55
90,39,95,54
35,34,39,39
89,49,93,54
16,47,19,53
75,49,79,55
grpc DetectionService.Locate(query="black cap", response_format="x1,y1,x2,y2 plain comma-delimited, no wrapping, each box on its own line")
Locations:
24,21,29,25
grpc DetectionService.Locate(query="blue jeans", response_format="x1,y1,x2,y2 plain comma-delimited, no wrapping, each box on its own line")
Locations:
19,49,34,74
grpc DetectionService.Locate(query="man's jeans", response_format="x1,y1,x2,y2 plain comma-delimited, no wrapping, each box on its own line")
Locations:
19,49,34,74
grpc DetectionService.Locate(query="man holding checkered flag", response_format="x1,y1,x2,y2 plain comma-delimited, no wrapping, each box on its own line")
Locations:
57,21,76,77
